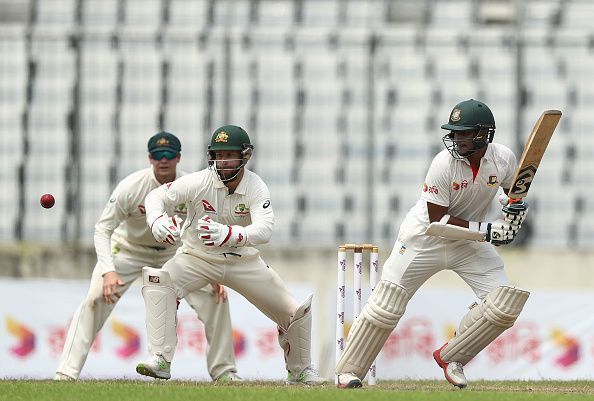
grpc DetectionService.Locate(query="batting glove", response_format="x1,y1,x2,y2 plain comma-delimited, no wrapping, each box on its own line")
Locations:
149,213,183,245
484,219,521,246
196,215,247,247
502,201,529,226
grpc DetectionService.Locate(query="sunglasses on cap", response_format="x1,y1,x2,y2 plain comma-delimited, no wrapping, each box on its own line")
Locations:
150,150,178,160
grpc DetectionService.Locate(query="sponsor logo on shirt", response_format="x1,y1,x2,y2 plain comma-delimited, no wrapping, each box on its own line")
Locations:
234,203,250,215
202,199,217,213
452,180,469,191
148,275,160,283
488,175,498,187
423,182,438,195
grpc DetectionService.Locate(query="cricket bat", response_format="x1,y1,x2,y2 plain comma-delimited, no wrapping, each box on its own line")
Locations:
507,110,562,200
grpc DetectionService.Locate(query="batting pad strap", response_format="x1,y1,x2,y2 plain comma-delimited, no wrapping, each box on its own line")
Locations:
278,294,313,377
439,286,529,365
142,267,178,362
336,281,409,379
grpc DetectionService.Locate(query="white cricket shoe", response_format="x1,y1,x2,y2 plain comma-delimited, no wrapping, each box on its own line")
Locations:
54,372,75,381
214,371,244,382
336,372,362,389
433,345,467,389
136,353,171,380
287,366,327,385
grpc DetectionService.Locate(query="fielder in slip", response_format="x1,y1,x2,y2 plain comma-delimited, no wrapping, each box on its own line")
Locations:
336,99,556,389
135,125,327,385
55,132,241,382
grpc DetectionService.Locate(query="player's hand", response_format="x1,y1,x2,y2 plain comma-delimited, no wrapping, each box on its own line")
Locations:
150,213,182,245
210,282,228,304
196,215,247,247
485,219,521,245
102,271,125,304
502,200,529,226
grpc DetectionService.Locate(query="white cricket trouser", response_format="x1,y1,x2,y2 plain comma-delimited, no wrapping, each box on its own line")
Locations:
56,247,236,379
382,217,509,299
164,248,298,332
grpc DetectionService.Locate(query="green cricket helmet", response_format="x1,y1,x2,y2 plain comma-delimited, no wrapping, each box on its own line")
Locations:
441,99,496,159
207,125,254,182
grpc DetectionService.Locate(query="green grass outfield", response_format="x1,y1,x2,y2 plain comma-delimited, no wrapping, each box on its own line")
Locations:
2,380,594,401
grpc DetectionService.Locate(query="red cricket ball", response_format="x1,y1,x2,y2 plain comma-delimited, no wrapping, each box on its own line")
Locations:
40,193,55,209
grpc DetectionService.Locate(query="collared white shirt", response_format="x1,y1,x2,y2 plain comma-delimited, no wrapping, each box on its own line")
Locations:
410,143,517,227
94,168,187,275
145,168,274,253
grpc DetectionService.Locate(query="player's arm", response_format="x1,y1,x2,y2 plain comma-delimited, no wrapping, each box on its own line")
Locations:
94,187,128,276
425,201,520,244
196,179,273,247
427,202,469,228
243,184,274,245
94,187,128,303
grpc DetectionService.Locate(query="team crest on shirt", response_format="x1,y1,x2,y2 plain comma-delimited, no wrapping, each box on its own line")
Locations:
398,243,407,255
488,175,498,187
452,181,460,191
202,199,217,213
137,205,146,214
234,204,250,215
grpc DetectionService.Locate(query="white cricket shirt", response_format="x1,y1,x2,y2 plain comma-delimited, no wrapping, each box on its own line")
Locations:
94,167,187,275
408,143,517,230
144,167,274,254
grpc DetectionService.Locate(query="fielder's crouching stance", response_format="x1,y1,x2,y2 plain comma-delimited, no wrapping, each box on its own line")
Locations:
336,99,530,389
136,125,326,384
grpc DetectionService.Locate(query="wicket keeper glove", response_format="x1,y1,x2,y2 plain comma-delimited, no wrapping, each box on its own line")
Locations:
196,215,247,247
149,213,183,245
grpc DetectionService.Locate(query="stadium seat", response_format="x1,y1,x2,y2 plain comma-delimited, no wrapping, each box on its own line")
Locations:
256,0,295,27
82,0,118,30
302,0,339,27
35,0,76,28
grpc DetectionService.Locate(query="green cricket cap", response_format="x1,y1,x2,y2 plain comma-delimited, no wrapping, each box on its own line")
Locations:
148,132,181,153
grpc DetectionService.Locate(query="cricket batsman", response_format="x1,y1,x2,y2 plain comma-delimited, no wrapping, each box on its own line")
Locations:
336,99,529,389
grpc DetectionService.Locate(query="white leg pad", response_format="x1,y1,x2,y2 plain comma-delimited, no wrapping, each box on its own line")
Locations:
142,267,178,362
336,281,409,378
439,285,530,365
278,294,313,377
